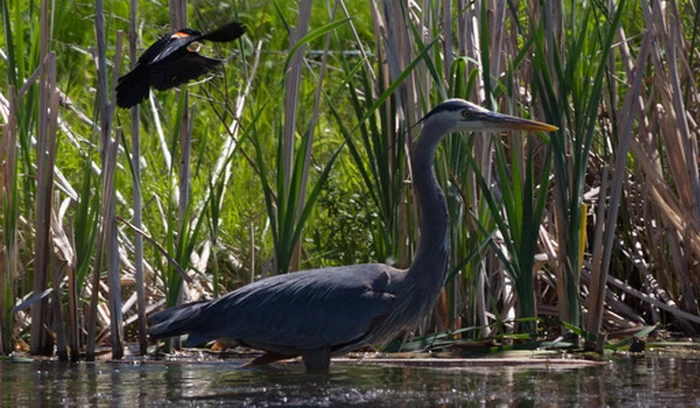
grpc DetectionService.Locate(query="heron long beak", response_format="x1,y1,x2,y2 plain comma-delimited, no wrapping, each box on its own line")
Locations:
478,111,559,132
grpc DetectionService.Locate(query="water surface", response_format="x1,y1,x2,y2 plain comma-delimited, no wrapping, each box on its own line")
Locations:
1,356,698,407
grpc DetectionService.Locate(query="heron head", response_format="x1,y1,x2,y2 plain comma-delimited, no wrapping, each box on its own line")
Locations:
423,98,558,134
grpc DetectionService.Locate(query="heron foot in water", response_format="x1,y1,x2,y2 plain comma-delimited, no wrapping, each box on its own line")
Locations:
302,345,331,371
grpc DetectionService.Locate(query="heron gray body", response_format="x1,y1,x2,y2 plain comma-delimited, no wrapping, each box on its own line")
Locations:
149,99,557,370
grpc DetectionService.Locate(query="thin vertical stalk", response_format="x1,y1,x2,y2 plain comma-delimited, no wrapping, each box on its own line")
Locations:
294,1,335,269
0,86,18,355
249,219,255,284
489,0,507,82
128,0,147,356
283,0,312,190
587,167,608,344
105,131,123,358
171,0,189,225
0,0,17,90
67,225,79,361
45,56,65,360
168,0,188,220
86,205,101,360
339,0,376,82
169,0,187,351
587,33,651,347
88,128,121,359
456,0,485,336
443,0,452,82
95,0,109,163
51,249,69,362
178,109,191,225
168,0,186,29
208,177,223,297
31,0,53,354
393,0,419,269
87,0,115,360
475,1,493,337
106,32,125,359
666,18,700,225
284,0,312,272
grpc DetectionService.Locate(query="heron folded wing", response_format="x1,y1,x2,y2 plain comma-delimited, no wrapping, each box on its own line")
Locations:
198,265,398,352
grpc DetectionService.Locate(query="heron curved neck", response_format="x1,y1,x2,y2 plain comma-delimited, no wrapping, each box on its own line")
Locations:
407,121,450,288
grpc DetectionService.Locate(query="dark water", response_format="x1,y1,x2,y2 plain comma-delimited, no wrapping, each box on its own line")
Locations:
0,357,698,407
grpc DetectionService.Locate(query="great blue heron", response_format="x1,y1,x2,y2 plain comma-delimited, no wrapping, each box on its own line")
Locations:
149,98,558,370
116,21,246,108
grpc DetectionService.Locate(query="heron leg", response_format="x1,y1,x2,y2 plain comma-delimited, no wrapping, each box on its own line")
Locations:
302,345,331,371
243,352,293,367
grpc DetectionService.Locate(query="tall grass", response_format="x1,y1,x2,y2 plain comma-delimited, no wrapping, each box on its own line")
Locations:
474,136,554,335
531,0,627,330
254,17,349,275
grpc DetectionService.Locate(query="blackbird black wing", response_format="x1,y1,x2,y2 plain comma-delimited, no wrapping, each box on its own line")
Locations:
116,33,183,108
150,52,222,91
135,35,171,66
199,21,246,42
148,34,199,66
116,65,151,108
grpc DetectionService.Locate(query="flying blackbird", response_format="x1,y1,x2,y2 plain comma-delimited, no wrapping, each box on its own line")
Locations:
116,21,246,108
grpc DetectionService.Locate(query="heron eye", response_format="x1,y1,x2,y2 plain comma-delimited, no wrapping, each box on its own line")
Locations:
461,110,471,118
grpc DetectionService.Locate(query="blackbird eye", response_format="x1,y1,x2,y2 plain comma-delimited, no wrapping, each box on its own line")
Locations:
461,110,471,119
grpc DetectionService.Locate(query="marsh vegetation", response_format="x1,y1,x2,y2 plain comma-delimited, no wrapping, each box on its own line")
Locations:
0,0,698,360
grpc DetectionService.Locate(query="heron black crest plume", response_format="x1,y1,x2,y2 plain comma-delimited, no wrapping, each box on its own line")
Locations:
116,21,246,109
